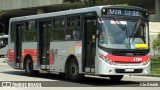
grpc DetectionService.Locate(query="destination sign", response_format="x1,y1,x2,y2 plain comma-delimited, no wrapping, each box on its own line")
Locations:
102,8,148,18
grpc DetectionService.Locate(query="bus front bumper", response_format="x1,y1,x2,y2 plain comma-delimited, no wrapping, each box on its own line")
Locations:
97,60,150,75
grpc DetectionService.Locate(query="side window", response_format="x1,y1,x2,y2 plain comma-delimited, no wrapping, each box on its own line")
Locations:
66,16,81,40
10,23,15,42
52,17,65,41
24,21,37,42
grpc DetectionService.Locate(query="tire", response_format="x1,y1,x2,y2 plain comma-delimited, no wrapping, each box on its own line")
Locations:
25,57,36,76
68,58,83,82
109,75,123,82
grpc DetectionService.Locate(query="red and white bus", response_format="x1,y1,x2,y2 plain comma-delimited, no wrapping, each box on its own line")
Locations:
8,5,150,82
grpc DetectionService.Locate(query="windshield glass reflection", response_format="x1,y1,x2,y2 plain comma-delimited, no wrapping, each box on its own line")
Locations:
99,19,149,49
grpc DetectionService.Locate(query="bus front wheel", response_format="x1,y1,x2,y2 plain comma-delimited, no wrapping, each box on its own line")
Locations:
25,57,37,76
109,75,123,82
68,58,83,81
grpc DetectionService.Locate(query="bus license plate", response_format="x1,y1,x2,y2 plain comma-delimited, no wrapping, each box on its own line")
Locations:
125,69,134,72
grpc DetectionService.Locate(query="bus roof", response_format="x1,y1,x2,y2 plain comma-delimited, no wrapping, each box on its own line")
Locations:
10,5,148,22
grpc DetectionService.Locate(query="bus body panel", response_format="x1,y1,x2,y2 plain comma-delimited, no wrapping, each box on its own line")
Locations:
21,42,38,70
8,43,14,68
49,41,82,73
8,42,38,69
21,42,38,62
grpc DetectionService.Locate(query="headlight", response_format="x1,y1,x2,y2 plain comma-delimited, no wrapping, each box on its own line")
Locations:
142,59,150,65
99,54,115,65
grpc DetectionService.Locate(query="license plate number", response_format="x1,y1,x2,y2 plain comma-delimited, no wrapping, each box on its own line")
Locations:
125,69,134,72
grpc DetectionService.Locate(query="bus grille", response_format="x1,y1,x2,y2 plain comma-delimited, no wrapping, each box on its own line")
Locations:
115,69,143,73
114,62,142,66
110,51,147,56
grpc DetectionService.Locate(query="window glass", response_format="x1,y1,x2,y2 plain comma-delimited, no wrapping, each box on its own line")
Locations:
67,16,80,28
10,23,15,42
52,17,66,41
24,21,37,42
66,16,81,40
54,18,66,28
52,16,81,41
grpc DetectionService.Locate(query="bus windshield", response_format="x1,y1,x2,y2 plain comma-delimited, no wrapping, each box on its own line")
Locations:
99,19,149,49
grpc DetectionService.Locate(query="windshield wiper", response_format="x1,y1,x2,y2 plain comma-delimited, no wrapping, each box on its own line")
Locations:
111,17,128,38
112,17,126,31
130,19,141,41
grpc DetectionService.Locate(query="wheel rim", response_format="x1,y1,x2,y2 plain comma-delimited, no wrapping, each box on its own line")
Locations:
69,62,78,78
71,65,77,76
28,61,32,71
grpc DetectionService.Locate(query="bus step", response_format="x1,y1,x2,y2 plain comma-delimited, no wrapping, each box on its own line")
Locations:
39,69,48,73
85,67,95,72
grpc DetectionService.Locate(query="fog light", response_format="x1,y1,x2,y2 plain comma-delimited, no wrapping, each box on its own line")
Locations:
109,70,112,73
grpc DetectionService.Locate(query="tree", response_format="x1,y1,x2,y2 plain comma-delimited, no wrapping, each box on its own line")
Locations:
63,0,129,7
84,0,96,6
64,0,103,6
0,10,5,17
64,0,81,3
83,0,105,6
0,10,5,34
152,33,160,51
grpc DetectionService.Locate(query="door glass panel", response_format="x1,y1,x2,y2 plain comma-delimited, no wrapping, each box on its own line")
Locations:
14,24,23,67
40,21,52,65
85,17,97,68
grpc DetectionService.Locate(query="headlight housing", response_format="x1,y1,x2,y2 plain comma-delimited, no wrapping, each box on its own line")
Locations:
99,54,115,65
142,59,150,65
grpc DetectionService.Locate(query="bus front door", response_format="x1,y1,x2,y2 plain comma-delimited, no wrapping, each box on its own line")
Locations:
84,17,97,72
38,21,51,70
14,24,23,68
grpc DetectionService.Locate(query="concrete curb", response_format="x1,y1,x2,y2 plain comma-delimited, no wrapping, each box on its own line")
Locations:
145,74,160,77
136,75,160,77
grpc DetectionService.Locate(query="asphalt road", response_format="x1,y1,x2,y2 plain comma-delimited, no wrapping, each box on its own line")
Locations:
0,58,160,90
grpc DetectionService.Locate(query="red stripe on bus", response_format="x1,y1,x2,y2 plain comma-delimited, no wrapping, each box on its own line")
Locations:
107,54,149,62
8,49,53,64
21,49,38,63
8,49,14,62
49,50,53,64
8,49,37,63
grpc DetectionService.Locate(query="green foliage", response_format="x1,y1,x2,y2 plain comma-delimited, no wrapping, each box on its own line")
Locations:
151,56,160,74
64,0,103,5
0,9,5,18
152,33,160,50
63,0,129,6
